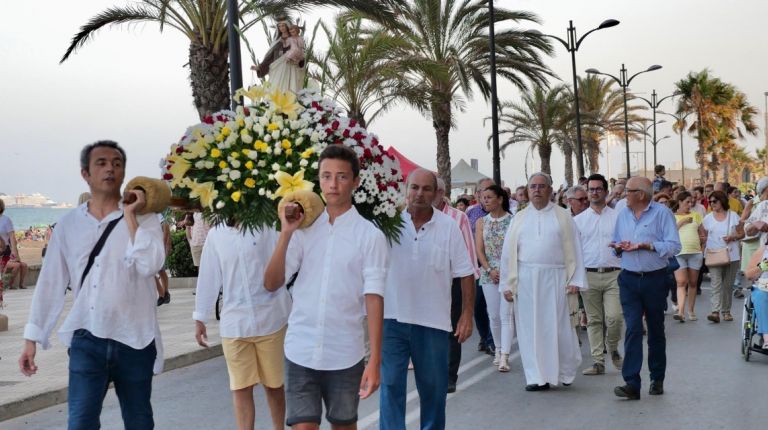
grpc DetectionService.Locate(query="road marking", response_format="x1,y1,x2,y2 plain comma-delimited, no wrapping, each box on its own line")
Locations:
359,342,520,429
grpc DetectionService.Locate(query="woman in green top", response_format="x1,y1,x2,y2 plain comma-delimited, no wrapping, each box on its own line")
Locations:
673,191,707,322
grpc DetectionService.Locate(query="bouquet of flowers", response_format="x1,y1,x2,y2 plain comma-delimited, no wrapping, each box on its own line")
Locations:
162,84,404,242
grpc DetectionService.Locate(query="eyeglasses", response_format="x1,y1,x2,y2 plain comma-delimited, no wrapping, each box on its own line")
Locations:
708,199,719,204
528,184,549,190
625,189,642,194
587,187,605,193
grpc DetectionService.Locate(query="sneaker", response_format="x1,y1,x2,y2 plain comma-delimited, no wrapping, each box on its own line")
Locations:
582,363,605,375
707,312,720,323
611,351,624,370
722,312,733,321
733,289,745,299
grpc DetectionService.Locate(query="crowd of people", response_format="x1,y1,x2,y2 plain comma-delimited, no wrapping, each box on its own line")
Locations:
13,141,768,430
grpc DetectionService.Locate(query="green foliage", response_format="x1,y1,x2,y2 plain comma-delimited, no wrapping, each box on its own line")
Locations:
166,230,198,278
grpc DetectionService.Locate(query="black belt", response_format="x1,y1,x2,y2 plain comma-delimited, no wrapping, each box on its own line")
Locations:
586,267,620,273
621,268,666,277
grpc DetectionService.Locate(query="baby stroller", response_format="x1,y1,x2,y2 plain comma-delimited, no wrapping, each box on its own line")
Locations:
741,287,768,361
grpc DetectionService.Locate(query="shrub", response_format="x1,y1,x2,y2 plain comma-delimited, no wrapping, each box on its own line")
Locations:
167,230,198,277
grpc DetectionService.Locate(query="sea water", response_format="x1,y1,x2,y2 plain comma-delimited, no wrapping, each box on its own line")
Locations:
4,208,72,231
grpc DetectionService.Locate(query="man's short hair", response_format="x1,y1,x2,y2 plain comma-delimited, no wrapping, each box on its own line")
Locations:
693,186,704,194
318,144,360,178
660,180,673,190
406,168,437,190
654,164,665,174
477,178,494,191
565,185,586,199
528,172,553,187
80,140,127,173
587,173,609,192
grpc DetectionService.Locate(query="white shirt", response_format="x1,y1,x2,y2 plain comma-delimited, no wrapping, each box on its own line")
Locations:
24,203,165,370
574,205,621,268
283,206,388,371
703,211,741,261
384,210,474,332
613,198,627,212
0,214,13,245
193,225,291,338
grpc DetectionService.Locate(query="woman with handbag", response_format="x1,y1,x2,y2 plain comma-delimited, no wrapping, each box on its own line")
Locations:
702,191,744,323
672,192,706,322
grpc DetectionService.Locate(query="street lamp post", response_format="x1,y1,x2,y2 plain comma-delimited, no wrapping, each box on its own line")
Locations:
535,19,619,177
586,63,662,178
226,0,243,110
641,120,664,177
489,0,501,185
636,90,676,166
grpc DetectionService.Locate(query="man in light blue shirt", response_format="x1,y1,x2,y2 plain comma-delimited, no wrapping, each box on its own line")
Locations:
611,177,680,400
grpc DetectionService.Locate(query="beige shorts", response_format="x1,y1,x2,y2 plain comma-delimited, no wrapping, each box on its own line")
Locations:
221,325,287,390
190,244,204,266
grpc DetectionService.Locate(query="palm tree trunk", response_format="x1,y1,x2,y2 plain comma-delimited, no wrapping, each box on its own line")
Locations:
696,111,707,182
586,140,600,174
538,141,552,175
189,41,232,120
563,145,574,186
348,109,367,129
723,161,730,183
432,99,452,188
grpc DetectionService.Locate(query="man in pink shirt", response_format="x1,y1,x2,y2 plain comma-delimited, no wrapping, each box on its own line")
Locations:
434,178,480,393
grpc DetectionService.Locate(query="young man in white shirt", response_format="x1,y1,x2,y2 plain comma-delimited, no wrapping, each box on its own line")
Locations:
264,144,387,429
574,173,624,376
381,168,475,429
18,141,165,428
194,221,291,430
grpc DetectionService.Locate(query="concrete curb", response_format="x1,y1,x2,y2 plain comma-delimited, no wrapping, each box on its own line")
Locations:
0,344,223,422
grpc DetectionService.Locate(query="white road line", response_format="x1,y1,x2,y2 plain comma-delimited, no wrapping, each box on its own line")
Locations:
359,341,520,429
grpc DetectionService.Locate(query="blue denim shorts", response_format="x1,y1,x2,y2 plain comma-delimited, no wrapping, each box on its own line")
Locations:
285,358,364,426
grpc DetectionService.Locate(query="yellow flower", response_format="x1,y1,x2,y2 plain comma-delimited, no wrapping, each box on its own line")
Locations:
211,148,222,158
189,181,219,209
245,160,254,169
236,85,268,102
267,123,280,131
300,148,314,159
219,160,228,169
226,181,233,190
273,170,314,199
269,91,302,120
285,148,293,156
254,140,269,152
215,134,224,142
183,139,209,160
244,178,256,188
241,149,251,156
231,190,242,202
236,118,244,128
281,139,292,149
221,126,231,137
167,155,191,187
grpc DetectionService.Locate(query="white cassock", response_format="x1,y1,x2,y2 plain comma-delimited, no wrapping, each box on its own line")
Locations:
500,203,586,386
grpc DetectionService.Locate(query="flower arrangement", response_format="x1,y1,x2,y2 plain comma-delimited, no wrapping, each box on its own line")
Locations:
162,85,405,242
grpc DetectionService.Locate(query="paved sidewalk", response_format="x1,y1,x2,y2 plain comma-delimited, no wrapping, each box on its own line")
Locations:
0,285,221,422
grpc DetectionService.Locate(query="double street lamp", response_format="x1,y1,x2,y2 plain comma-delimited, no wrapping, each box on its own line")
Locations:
636,90,676,167
640,120,665,176
586,64,663,178
535,19,620,178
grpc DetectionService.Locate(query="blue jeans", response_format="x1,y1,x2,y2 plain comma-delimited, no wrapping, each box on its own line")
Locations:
68,329,156,430
618,270,667,391
380,319,449,430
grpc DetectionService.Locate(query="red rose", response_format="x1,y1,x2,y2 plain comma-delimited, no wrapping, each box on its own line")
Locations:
163,173,173,180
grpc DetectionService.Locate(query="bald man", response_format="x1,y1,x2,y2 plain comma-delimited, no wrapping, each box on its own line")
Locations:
611,177,680,400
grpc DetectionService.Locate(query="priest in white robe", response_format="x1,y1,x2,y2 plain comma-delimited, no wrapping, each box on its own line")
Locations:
500,172,587,391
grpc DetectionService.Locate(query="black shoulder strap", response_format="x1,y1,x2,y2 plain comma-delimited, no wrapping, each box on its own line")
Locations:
80,215,124,289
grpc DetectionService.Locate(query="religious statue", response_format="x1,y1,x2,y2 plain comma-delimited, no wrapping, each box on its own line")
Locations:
252,21,306,93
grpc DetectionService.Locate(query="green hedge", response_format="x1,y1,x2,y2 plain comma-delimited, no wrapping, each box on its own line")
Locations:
167,230,198,277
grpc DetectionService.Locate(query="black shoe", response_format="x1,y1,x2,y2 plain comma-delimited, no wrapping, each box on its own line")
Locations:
447,383,457,394
614,384,641,400
485,345,496,356
157,296,164,307
649,380,664,395
525,383,550,392
477,341,487,352
163,291,171,304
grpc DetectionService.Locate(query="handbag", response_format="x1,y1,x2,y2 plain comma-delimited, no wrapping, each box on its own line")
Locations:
705,213,731,267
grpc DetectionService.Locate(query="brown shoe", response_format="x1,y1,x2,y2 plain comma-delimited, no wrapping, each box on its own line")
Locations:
723,312,733,321
707,312,720,323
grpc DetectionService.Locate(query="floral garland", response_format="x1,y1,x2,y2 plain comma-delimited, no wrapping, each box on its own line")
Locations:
162,85,405,242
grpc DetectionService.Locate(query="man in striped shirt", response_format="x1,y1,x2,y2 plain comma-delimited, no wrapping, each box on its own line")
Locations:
434,178,480,393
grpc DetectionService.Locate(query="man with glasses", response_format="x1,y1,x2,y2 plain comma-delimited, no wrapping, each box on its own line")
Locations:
566,186,589,217
574,174,623,376
501,172,586,391
611,177,680,400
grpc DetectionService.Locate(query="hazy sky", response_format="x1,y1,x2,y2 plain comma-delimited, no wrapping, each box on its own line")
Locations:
2,0,767,203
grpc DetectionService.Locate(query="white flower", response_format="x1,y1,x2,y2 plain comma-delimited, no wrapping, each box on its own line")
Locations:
264,134,272,142
299,159,309,167
229,170,241,180
274,148,282,156
272,163,281,171
285,162,292,168
282,128,290,137
354,191,367,204
231,159,241,169
241,134,253,144
204,134,214,144
195,160,205,169
268,173,275,180
311,161,318,169
217,174,228,182
222,167,231,174
216,200,225,209
258,160,267,167
272,130,281,140
205,161,215,169
258,188,266,196
251,169,259,175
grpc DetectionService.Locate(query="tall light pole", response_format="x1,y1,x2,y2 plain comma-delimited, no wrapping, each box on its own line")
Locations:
533,19,619,177
636,90,676,167
586,64,662,178
640,120,664,177
660,111,691,186
227,0,243,110
489,0,501,185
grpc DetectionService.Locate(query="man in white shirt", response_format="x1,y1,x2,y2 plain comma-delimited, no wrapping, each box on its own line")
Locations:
194,222,291,430
381,168,475,429
18,141,165,429
574,174,624,376
264,144,387,429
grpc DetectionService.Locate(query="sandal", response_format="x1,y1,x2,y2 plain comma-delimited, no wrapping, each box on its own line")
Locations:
723,312,733,322
673,313,685,322
498,353,510,372
688,312,697,321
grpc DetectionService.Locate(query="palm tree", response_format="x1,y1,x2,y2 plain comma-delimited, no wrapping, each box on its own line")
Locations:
371,0,553,187
492,85,570,175
59,0,402,120
311,14,415,128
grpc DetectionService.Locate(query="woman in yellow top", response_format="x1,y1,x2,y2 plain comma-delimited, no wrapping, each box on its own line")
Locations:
673,191,707,322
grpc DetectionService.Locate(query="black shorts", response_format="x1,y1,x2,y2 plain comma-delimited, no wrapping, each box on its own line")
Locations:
285,358,365,426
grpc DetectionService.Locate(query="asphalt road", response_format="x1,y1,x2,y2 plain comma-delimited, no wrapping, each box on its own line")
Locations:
6,284,768,429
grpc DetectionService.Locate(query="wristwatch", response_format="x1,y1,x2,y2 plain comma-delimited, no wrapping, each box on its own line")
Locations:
648,243,655,252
